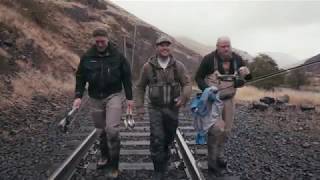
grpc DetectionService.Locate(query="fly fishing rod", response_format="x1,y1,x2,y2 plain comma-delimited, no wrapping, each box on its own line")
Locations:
247,59,320,85
217,59,320,91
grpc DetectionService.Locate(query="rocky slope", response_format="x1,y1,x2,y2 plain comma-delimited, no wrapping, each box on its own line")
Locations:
0,0,201,108
0,0,201,141
0,0,201,178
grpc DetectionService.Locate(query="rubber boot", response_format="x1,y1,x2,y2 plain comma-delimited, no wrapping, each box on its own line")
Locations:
217,132,228,168
152,172,165,180
152,159,167,180
106,131,120,179
207,125,225,178
97,131,109,169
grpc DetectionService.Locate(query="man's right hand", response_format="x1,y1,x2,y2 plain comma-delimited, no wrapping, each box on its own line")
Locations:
73,98,82,109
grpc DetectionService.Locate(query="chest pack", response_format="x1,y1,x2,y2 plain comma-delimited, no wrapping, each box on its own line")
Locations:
148,61,181,106
213,55,245,88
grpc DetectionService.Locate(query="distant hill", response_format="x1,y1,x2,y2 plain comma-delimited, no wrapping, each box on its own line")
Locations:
175,36,212,56
0,0,201,108
176,36,254,62
261,52,301,68
304,53,320,74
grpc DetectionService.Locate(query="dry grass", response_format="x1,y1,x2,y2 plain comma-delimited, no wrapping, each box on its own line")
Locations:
236,86,320,105
0,70,74,107
0,4,80,69
192,85,320,105
0,2,80,108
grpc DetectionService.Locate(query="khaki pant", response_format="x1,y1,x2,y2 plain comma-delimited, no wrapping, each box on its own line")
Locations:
208,97,234,170
205,71,236,171
88,93,123,169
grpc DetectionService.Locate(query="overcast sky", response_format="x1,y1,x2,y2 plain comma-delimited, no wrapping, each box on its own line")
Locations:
112,0,320,63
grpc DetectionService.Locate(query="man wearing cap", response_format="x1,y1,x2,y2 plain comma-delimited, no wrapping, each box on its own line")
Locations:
195,36,252,178
135,35,192,180
73,28,133,178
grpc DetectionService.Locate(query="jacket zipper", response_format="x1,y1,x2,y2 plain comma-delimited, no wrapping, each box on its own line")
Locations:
100,60,104,98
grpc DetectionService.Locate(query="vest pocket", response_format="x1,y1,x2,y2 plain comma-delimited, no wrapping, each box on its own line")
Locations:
149,84,163,106
149,83,181,106
170,82,181,103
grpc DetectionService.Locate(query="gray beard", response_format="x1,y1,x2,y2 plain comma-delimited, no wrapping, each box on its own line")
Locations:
219,52,232,61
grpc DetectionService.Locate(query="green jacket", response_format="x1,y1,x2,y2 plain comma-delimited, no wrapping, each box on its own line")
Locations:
135,55,192,109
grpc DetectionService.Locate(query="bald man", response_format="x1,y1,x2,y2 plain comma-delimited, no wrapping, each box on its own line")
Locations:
195,36,252,177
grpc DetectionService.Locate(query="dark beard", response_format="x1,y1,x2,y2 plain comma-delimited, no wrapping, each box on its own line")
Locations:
97,47,108,55
158,54,169,59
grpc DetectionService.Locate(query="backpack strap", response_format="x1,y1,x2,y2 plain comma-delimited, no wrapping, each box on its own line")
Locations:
233,56,238,75
214,52,239,75
213,54,218,72
173,61,179,83
149,62,158,83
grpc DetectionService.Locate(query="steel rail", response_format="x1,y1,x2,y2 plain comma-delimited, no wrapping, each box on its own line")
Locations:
48,129,98,180
175,129,206,180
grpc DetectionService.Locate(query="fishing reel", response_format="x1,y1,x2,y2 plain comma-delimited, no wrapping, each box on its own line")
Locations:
124,104,135,129
217,74,245,88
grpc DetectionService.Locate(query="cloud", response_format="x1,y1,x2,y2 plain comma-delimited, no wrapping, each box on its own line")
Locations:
226,2,320,29
112,1,320,60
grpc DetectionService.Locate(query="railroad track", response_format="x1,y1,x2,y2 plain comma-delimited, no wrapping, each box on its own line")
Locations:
49,103,228,180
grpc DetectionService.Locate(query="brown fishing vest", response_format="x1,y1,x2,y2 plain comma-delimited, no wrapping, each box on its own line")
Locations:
205,56,238,100
148,61,181,106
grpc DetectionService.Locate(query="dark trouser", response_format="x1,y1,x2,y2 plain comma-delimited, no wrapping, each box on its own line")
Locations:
149,105,179,172
99,130,109,158
98,130,120,169
89,93,122,170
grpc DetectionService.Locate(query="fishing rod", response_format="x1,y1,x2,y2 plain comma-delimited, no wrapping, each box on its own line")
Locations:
246,59,320,85
216,59,320,92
